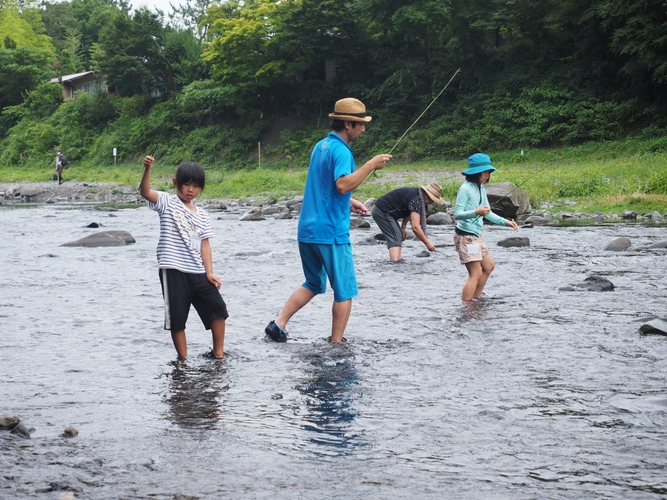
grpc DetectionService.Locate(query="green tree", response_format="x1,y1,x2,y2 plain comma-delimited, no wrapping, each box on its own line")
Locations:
93,8,168,96
0,2,54,52
0,47,55,128
596,0,667,88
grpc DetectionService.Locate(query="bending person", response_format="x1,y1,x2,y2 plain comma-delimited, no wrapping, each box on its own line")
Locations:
453,153,518,302
371,182,444,261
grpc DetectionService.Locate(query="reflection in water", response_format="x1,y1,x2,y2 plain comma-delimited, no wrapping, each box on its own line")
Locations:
163,359,229,430
296,346,360,450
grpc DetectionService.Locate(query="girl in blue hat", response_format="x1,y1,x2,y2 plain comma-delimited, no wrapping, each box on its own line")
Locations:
454,153,518,301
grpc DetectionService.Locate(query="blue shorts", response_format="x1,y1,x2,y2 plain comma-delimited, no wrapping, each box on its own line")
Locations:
298,242,358,302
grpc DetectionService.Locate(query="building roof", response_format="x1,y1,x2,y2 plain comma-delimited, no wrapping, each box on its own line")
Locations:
50,71,100,84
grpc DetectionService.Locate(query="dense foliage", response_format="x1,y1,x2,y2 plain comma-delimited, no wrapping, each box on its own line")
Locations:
0,0,666,171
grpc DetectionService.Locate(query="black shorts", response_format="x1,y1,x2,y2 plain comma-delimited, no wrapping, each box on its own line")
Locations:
159,268,229,332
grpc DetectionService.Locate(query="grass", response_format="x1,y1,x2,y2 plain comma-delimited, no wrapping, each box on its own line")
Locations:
1,138,666,214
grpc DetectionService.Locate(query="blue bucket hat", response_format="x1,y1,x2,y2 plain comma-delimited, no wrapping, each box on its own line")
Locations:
462,153,498,175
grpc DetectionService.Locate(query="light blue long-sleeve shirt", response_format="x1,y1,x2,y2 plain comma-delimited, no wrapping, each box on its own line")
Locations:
454,181,507,236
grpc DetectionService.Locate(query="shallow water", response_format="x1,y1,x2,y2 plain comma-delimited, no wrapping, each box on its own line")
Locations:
1,204,666,499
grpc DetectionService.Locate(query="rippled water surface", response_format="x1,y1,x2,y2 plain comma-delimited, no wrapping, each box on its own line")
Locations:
1,203,666,499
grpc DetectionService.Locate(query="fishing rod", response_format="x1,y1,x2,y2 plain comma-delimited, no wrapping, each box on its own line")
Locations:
364,68,461,183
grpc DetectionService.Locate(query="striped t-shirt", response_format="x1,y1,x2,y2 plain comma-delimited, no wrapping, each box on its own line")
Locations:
148,191,213,274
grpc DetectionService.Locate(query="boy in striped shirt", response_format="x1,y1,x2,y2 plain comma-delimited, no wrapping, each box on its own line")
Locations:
140,156,228,360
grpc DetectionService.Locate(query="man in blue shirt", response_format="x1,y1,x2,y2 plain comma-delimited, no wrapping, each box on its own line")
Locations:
265,98,392,343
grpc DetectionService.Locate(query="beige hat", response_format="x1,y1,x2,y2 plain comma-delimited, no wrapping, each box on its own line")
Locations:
328,98,372,123
421,182,444,205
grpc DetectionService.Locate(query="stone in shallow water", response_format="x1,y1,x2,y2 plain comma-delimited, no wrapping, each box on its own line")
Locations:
350,218,371,229
426,212,453,225
576,275,615,291
0,414,20,429
523,215,548,225
497,237,530,248
603,237,631,251
639,318,667,335
649,240,667,249
239,208,265,221
61,230,135,247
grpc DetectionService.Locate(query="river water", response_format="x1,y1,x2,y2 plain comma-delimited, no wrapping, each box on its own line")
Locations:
1,203,666,499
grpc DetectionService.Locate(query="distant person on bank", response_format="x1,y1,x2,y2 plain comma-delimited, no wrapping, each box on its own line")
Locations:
454,153,519,302
372,182,444,261
54,149,65,185
265,98,392,343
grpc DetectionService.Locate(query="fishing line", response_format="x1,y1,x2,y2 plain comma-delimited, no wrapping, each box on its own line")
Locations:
364,68,461,183
389,68,460,156
467,160,554,224
490,161,554,209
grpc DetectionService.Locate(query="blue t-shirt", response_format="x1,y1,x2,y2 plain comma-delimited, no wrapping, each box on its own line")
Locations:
298,132,355,244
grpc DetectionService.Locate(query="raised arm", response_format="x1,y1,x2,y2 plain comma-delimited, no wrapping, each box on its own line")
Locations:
335,154,392,194
139,156,159,204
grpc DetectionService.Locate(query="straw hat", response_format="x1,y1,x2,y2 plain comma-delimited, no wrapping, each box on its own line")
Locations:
421,182,444,205
328,98,372,123
462,153,497,175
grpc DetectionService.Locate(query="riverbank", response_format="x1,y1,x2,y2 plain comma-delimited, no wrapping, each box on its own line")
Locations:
2,177,666,227
0,169,458,207
2,137,667,215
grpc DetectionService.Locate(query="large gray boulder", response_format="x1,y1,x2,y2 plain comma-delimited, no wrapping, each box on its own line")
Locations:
262,206,284,216
239,207,265,221
426,212,453,225
639,318,667,335
497,237,530,248
350,218,371,229
523,215,548,226
62,230,136,247
649,240,667,249
603,237,631,251
485,182,531,219
0,414,20,429
575,275,615,291
363,198,377,212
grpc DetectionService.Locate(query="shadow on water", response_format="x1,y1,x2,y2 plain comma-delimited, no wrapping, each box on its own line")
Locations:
295,344,362,452
162,358,229,431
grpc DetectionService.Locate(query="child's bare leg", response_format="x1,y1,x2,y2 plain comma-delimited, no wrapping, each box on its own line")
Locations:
171,330,187,360
331,299,352,342
473,254,495,298
462,262,483,301
211,318,226,358
276,286,315,330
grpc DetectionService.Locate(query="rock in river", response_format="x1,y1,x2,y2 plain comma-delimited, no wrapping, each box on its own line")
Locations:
649,240,667,249
0,414,20,429
576,275,615,291
485,182,531,219
497,237,530,248
426,212,453,225
603,237,631,251
239,208,265,221
350,218,371,229
639,318,667,335
62,230,135,247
